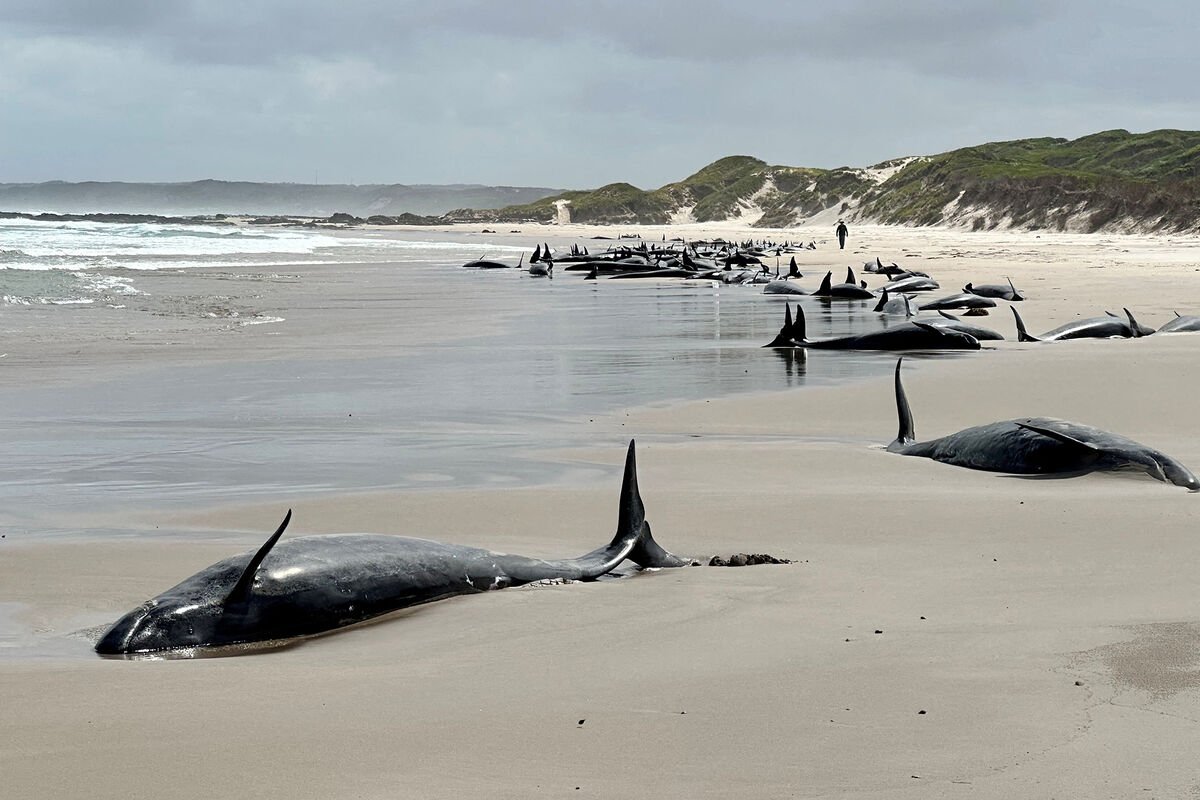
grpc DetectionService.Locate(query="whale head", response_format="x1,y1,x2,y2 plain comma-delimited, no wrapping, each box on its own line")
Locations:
1158,456,1200,492
94,593,231,655
96,511,294,655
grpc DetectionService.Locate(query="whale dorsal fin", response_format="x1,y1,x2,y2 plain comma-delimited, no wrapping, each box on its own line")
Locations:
888,357,916,451
873,287,889,313
1007,277,1023,301
817,271,832,295
763,303,796,348
792,304,808,341
226,510,292,606
1124,308,1146,337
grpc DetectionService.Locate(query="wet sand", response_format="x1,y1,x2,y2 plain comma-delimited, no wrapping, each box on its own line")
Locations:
4,223,1200,798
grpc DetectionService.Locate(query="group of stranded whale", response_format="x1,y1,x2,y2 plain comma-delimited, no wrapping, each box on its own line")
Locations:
93,237,1200,657
98,379,1198,657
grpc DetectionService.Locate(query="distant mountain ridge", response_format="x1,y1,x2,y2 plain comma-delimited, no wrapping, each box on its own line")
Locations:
449,129,1200,234
0,179,563,217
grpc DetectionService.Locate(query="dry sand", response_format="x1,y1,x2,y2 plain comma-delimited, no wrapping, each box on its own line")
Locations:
5,223,1200,798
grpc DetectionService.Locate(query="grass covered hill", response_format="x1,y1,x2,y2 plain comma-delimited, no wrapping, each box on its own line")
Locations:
451,129,1200,233
857,129,1200,232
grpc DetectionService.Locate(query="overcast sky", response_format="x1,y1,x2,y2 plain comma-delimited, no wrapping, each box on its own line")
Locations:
2,1,1196,188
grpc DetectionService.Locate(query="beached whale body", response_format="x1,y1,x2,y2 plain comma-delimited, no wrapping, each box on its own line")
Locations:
925,311,1005,341
886,358,1199,490
872,288,916,316
762,304,979,351
1011,307,1146,342
1156,311,1200,333
813,270,874,300
95,441,687,655
964,278,1024,301
916,292,997,312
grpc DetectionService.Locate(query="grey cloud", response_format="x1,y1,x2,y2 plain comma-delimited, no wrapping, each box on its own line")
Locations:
1,1,1198,186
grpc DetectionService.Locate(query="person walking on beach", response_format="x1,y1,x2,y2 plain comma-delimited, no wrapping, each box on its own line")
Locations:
835,220,849,250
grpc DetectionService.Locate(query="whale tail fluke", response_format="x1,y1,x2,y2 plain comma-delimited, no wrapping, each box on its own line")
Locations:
570,440,687,577
887,357,916,452
612,440,687,569
1011,306,1040,342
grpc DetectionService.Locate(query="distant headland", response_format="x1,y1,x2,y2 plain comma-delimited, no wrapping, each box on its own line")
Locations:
5,129,1199,234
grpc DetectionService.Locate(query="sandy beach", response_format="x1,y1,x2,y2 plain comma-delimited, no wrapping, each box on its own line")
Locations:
4,222,1200,798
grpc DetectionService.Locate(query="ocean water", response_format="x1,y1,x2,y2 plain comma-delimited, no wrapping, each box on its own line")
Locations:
0,219,974,531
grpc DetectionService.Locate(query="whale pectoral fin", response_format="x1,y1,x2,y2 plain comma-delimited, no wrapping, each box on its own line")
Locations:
911,321,963,339
1014,423,1101,452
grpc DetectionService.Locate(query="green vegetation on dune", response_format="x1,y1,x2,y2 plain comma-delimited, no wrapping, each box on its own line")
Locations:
449,129,1200,233
653,156,768,222
858,129,1200,232
569,182,674,224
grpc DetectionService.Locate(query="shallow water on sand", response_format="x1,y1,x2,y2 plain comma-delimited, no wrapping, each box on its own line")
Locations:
0,227,975,530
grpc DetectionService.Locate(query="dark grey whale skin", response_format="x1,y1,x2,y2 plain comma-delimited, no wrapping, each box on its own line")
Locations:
886,358,1199,490
813,270,874,300
762,303,980,351
95,441,686,656
1011,307,1147,342
964,278,1024,301
925,311,1005,341
1157,312,1200,333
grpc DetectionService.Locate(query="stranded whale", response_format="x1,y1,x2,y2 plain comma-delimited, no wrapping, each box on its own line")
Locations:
885,358,1199,490
1011,307,1147,341
95,441,687,656
763,304,980,351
